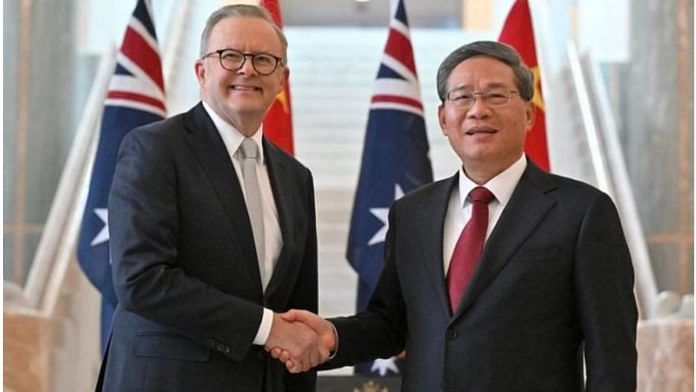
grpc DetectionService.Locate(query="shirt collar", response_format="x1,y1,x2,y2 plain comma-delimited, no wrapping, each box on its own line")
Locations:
202,101,265,163
457,155,527,208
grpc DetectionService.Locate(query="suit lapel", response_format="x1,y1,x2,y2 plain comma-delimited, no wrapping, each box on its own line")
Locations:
183,104,262,290
452,162,557,320
416,175,459,317
262,139,294,299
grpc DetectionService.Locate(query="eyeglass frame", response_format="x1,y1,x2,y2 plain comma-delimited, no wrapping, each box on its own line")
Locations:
201,48,284,76
444,87,521,109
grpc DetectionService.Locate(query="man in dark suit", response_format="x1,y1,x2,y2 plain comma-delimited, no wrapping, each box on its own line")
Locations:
275,41,638,391
100,5,326,391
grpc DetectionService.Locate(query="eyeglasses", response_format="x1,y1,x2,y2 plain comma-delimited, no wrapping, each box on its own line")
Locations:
201,48,284,76
445,87,520,109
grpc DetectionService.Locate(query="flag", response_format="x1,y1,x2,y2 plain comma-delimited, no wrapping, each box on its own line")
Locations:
261,0,294,155
499,0,550,171
346,0,433,376
77,0,166,353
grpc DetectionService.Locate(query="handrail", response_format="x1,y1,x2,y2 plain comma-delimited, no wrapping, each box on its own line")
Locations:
582,52,659,318
567,42,658,319
18,45,117,312
567,43,614,194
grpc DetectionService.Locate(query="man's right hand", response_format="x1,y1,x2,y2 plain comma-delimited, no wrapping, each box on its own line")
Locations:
267,310,336,373
264,312,329,373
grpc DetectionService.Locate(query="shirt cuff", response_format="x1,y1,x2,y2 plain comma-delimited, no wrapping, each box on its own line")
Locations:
328,321,339,360
253,308,273,345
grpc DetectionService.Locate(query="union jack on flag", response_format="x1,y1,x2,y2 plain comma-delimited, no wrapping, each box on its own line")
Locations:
77,0,166,353
368,4,424,118
346,0,433,377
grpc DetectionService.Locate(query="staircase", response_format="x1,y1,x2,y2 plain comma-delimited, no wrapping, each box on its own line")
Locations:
6,1,682,390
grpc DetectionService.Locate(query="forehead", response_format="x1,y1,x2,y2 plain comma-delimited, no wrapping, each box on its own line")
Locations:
448,56,516,89
207,16,282,52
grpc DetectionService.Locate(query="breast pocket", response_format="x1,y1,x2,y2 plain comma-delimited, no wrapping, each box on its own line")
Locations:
133,331,210,362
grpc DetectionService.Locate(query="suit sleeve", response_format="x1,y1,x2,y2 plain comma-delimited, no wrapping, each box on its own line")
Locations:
285,168,318,391
574,192,638,391
109,129,263,362
326,204,407,368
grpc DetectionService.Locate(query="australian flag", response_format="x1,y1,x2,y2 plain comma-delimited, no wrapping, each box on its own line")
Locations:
77,0,166,353
346,0,433,377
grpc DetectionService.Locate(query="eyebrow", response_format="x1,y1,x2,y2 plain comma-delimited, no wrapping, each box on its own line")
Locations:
448,82,511,92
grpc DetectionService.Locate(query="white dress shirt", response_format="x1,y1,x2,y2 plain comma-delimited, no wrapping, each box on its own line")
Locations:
442,155,527,275
202,102,280,345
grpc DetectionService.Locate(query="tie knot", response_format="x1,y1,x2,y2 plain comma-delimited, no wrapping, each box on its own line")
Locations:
240,138,259,160
469,187,494,204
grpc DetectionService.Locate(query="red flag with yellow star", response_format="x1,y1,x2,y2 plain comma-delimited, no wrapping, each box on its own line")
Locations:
499,0,550,171
261,0,294,155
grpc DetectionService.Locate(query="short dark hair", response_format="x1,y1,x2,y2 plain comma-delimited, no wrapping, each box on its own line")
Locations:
200,4,288,61
436,41,534,102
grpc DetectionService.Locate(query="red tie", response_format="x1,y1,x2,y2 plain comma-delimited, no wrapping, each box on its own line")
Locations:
447,186,495,312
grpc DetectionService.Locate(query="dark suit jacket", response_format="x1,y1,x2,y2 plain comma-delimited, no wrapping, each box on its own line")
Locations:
100,103,318,392
329,161,637,392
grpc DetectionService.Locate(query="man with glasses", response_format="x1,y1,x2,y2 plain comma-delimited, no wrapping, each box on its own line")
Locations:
271,41,638,391
100,5,323,391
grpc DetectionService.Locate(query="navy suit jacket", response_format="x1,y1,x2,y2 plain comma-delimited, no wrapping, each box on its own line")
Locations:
329,161,637,392
100,103,318,392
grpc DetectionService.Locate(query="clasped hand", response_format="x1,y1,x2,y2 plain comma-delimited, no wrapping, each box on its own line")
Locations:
264,310,335,373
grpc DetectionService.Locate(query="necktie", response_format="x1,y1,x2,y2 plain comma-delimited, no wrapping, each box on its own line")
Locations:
239,138,266,288
446,186,495,312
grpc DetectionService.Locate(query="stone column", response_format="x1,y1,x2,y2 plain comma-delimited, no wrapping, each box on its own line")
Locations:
616,0,693,294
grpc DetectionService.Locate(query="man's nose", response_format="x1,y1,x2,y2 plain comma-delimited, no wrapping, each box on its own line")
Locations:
238,56,257,75
466,96,491,118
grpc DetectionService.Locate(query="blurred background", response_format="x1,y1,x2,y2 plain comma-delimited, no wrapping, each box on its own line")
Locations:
3,0,693,390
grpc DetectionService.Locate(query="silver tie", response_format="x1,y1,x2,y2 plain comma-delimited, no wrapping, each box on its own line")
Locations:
239,138,266,287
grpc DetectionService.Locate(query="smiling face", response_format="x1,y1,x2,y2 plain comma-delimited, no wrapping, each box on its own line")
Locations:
438,56,534,183
195,16,287,135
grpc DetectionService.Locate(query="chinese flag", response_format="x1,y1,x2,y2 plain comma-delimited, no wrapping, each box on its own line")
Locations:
499,0,550,171
261,0,294,155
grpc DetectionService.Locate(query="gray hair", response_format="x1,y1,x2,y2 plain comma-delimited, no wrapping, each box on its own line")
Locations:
199,4,288,61
436,41,534,102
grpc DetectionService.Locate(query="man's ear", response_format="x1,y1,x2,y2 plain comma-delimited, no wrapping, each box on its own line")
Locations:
438,104,448,136
525,101,536,131
281,66,290,87
194,60,205,86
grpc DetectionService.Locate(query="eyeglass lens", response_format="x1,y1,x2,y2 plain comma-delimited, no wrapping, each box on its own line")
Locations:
218,49,279,75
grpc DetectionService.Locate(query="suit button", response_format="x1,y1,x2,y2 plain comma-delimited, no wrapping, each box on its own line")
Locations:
446,329,458,340
206,339,215,347
216,343,226,352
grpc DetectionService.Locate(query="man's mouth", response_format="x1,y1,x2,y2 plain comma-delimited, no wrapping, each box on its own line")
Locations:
231,85,262,91
465,127,497,135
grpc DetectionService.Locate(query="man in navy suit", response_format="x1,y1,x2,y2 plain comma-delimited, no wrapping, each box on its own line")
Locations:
275,41,638,391
100,5,326,391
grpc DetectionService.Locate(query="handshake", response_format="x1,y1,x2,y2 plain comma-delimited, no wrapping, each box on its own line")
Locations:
264,310,337,373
